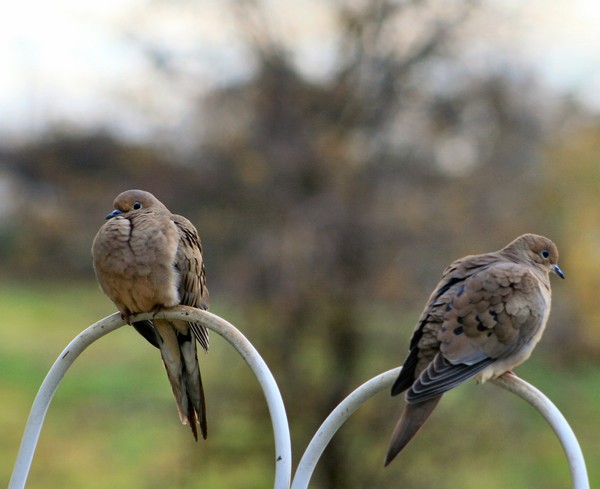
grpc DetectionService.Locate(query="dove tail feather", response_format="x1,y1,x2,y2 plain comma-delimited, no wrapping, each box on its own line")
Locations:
189,322,210,353
391,349,419,396
407,354,494,403
187,396,199,441
154,319,207,441
132,320,160,349
384,396,441,466
179,333,207,440
196,370,208,439
177,325,208,440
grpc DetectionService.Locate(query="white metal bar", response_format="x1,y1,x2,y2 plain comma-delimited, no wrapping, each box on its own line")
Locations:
291,367,400,489
154,307,293,489
9,307,293,489
9,313,125,489
291,369,589,489
491,373,589,489
9,305,589,489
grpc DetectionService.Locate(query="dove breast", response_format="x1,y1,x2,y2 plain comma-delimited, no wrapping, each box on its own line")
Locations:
92,211,180,316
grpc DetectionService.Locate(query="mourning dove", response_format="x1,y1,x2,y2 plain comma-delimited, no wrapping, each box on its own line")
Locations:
92,189,210,440
385,234,564,466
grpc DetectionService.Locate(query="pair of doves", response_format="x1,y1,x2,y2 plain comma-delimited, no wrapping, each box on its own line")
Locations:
91,189,564,464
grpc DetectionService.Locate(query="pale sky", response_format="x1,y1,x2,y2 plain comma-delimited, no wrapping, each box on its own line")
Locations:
2,0,600,142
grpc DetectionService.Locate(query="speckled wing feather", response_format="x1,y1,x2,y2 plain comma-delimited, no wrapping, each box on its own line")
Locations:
391,253,500,396
173,214,210,351
407,262,546,403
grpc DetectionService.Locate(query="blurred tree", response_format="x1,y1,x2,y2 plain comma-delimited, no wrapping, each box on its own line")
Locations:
173,1,571,486
2,132,171,278
542,119,600,358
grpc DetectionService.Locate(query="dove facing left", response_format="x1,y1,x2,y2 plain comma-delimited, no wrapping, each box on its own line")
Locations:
92,189,210,441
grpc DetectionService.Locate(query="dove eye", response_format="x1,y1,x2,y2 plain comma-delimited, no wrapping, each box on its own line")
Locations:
541,249,550,259
132,202,143,210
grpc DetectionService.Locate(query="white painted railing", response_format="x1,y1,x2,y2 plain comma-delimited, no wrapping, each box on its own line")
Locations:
8,306,589,489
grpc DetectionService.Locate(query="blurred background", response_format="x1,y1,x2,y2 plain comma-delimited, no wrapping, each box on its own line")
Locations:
1,1,600,488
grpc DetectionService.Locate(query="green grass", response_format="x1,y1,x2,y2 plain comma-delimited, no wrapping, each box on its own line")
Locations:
1,283,598,489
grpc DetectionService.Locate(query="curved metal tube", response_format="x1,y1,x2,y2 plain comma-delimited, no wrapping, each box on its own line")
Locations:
491,373,589,489
291,367,400,489
8,307,589,489
291,369,589,489
8,307,292,489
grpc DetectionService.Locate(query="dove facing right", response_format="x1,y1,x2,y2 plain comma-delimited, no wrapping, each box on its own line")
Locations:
385,234,564,466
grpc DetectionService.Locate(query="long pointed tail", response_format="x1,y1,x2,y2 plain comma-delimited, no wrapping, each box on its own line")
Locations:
384,396,441,466
154,319,207,440
178,326,208,440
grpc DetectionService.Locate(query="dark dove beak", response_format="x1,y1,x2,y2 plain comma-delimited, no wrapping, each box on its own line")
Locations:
553,264,565,279
106,209,122,220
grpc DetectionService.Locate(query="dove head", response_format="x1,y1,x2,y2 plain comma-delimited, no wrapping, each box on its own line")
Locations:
106,189,167,219
503,233,565,279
